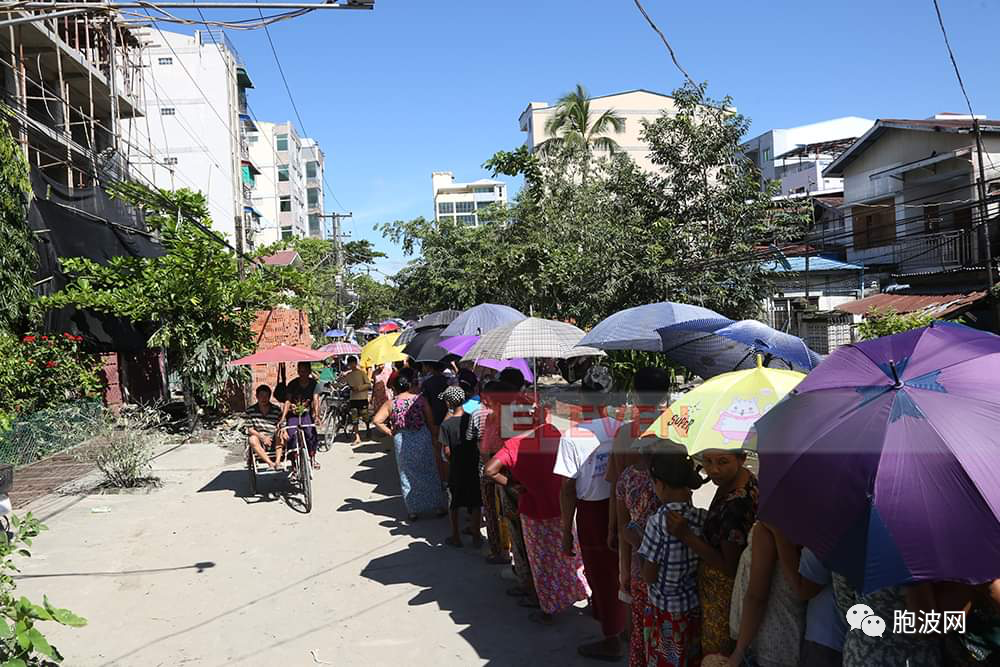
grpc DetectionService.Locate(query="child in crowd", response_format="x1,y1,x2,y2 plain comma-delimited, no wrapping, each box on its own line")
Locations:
639,444,707,667
438,386,483,547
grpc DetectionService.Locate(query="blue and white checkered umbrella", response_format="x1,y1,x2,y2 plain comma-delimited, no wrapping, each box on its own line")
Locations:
461,317,604,361
441,303,527,337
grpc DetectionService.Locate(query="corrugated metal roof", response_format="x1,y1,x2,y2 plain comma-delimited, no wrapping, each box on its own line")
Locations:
835,291,986,317
765,256,863,272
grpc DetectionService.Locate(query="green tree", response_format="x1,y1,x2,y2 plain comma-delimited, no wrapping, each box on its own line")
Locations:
857,307,936,340
348,273,397,327
539,83,626,157
43,182,305,427
384,82,807,327
256,236,386,337
0,116,36,334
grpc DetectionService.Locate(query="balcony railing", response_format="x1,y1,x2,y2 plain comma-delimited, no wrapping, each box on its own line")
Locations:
894,230,972,272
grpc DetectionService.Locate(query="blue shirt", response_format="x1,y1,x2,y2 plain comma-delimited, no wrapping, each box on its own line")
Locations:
799,548,847,652
638,502,707,613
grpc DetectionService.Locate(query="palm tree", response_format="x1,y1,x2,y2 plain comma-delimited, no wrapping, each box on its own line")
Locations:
538,84,626,157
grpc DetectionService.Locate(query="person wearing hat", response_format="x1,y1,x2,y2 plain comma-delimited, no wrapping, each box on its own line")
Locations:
437,385,483,548
554,365,626,661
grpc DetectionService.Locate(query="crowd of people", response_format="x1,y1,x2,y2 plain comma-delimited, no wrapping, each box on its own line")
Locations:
246,355,1000,667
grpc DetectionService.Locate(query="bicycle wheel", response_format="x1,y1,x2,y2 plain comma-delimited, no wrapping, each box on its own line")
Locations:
246,446,258,495
297,432,312,513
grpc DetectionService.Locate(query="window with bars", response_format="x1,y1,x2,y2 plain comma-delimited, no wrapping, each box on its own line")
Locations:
158,57,173,65
160,107,175,116
163,157,178,166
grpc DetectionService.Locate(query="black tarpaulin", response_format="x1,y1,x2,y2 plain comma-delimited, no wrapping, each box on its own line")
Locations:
29,197,163,352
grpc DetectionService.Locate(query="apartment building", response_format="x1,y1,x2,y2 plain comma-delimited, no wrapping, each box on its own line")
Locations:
302,138,327,239
519,89,681,174
133,28,261,247
248,121,325,243
431,171,507,226
741,117,874,196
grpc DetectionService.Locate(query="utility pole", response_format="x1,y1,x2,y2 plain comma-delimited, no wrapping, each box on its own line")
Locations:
972,118,999,331
315,212,352,329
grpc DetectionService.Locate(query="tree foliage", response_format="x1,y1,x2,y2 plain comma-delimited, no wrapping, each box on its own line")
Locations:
857,307,936,340
348,273,397,327
539,83,626,157
382,82,808,327
256,236,387,337
42,182,305,423
0,116,36,334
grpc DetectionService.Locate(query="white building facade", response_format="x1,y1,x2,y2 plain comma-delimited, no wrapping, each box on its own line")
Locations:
248,121,325,244
132,28,261,246
741,117,874,196
519,89,680,174
432,172,507,226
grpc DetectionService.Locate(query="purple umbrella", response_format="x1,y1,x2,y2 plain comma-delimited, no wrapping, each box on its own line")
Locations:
754,321,1000,593
438,336,534,381
438,335,479,357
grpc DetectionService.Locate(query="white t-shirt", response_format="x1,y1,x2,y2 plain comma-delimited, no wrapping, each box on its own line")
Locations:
552,417,622,501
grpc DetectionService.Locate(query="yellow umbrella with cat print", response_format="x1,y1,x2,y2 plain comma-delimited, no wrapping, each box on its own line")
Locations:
642,356,804,455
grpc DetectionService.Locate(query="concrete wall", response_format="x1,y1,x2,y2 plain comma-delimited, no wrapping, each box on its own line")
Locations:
134,30,239,242
250,121,310,244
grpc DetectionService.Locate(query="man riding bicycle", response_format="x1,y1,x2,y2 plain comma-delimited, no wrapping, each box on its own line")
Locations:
245,384,287,470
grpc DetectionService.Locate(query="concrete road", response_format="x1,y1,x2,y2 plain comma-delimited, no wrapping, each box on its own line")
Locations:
16,434,637,667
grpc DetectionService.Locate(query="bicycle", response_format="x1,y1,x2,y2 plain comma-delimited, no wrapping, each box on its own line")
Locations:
245,422,316,513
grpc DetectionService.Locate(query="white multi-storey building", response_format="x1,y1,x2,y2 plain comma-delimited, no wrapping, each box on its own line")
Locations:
301,139,327,239
741,117,874,196
432,172,507,226
248,121,325,243
133,28,263,246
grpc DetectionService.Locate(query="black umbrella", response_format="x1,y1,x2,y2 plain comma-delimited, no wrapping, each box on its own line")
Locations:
413,309,463,330
401,327,451,363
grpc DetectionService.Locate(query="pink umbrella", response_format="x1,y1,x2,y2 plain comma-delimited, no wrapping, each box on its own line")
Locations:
318,342,362,356
378,321,400,333
229,344,327,366
438,336,534,382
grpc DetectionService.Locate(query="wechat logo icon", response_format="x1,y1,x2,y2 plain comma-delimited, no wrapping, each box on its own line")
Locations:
846,603,885,638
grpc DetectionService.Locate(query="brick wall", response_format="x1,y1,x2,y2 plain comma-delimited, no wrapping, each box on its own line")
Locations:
100,353,121,406
249,308,312,392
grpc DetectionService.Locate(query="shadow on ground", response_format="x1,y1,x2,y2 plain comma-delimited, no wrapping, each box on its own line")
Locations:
344,435,609,666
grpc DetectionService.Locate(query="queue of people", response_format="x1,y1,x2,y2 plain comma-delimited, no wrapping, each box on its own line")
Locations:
248,355,1000,667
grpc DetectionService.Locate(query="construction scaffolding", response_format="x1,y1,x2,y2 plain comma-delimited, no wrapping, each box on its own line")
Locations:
0,4,144,194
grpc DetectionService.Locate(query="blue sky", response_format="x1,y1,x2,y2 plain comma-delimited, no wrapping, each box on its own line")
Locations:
211,0,1000,276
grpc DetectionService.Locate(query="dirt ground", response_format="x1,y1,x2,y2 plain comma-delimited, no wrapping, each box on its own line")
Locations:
15,431,659,667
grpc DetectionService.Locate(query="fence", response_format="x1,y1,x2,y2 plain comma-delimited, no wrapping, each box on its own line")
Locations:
0,400,103,467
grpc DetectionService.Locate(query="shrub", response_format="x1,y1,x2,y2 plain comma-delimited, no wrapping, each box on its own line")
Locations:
0,513,86,665
857,307,936,340
82,406,166,488
0,332,103,419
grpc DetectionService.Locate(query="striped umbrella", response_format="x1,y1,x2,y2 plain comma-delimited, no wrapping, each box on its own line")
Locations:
318,342,362,356
441,304,527,337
